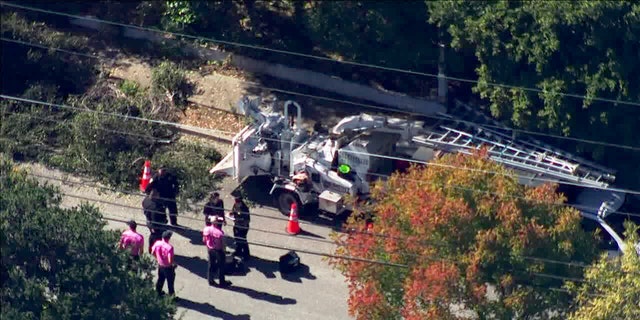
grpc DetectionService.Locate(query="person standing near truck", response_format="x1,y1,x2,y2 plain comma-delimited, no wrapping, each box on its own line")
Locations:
146,168,180,226
143,190,168,254
203,216,232,288
203,192,225,226
230,196,251,259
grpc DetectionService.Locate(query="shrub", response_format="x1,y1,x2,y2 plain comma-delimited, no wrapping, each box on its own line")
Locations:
150,61,193,110
119,79,140,97
151,141,222,208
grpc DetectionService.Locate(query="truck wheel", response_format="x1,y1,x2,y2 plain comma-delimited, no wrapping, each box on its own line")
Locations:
277,192,302,216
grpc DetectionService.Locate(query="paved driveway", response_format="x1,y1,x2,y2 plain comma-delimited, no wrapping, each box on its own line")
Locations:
26,164,351,320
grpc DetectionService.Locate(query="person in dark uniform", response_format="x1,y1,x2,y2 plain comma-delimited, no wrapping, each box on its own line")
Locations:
203,192,225,225
143,190,168,254
146,168,180,226
230,196,251,259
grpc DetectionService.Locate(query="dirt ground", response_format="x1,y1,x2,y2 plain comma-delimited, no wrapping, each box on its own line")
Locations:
109,57,247,136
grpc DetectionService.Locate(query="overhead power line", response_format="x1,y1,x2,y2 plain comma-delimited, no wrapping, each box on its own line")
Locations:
3,36,639,152
96,214,407,268
4,93,640,198
0,94,236,137
24,170,640,273
2,110,173,143
2,1,640,109
69,196,598,285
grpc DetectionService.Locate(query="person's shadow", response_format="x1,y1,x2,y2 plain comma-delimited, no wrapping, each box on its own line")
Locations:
245,257,317,283
245,256,279,279
280,264,317,283
177,297,251,319
175,254,249,279
226,285,297,305
174,255,208,279
172,225,204,245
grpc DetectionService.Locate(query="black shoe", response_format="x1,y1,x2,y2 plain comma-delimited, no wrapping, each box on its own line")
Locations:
217,280,232,288
208,281,216,287
158,291,166,296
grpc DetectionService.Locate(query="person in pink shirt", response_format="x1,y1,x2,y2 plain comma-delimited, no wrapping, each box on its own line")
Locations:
119,220,144,261
203,216,231,288
151,230,177,298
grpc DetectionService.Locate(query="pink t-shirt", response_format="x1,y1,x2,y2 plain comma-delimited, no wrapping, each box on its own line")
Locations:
202,225,224,250
151,240,174,267
119,229,144,256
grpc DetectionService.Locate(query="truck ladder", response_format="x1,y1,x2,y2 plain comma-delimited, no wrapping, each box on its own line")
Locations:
413,102,615,188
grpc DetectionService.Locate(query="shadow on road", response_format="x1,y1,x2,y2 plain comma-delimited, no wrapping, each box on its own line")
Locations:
245,256,278,279
177,297,251,319
175,255,208,279
172,225,204,245
297,229,326,239
227,285,297,305
246,257,317,283
281,264,317,283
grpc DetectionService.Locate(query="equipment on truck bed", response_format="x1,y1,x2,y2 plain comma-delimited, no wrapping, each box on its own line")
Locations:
210,96,624,219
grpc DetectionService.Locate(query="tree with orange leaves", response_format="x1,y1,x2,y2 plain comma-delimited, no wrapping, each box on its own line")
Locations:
331,150,599,320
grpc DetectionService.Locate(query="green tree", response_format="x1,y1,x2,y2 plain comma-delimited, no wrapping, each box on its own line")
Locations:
567,222,640,320
0,156,176,319
331,151,599,319
305,1,437,66
427,0,640,187
162,1,196,31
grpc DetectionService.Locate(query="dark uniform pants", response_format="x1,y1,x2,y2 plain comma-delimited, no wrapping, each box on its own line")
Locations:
208,249,226,284
233,226,250,258
162,198,178,225
156,266,176,295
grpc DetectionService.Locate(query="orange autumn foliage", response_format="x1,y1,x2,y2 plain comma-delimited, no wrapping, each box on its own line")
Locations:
331,150,599,320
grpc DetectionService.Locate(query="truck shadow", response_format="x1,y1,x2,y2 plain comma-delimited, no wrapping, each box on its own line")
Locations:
234,176,278,208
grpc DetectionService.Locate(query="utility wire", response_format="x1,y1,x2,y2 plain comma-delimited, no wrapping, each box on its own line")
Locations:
18,142,640,224
2,1,640,109
4,94,640,197
5,111,640,247
79,200,596,285
3,36,640,152
25,170,640,272
0,94,236,137
1,110,173,143
97,214,407,268
0,37,108,60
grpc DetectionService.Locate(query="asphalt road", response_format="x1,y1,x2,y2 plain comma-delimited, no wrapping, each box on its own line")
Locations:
24,163,351,320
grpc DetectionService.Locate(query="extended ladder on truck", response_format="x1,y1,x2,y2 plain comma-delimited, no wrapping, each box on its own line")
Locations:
412,100,616,188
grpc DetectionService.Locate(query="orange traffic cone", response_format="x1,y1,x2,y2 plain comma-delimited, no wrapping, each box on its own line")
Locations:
286,202,301,235
139,160,152,192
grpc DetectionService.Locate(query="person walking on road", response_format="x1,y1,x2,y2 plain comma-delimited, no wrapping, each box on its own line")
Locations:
203,216,232,288
151,231,177,298
230,196,251,259
146,168,180,226
119,220,144,263
203,192,225,225
143,190,168,254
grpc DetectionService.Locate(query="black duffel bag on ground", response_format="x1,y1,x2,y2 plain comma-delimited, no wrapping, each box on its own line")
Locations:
279,250,300,273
